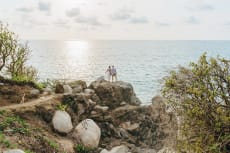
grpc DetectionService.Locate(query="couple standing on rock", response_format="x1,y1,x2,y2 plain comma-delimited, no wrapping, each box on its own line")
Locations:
105,65,117,82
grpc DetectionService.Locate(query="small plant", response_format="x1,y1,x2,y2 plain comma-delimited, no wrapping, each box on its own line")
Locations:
25,150,35,153
74,144,92,153
47,139,59,150
56,104,68,111
0,110,6,115
62,95,75,106
0,132,13,148
0,115,30,134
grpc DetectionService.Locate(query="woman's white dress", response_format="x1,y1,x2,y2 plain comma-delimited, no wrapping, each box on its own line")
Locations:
105,70,111,81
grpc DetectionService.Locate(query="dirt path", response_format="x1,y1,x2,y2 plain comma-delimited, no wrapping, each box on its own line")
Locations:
0,94,62,111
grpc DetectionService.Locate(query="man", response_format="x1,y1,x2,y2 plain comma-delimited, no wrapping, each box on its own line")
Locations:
111,65,117,82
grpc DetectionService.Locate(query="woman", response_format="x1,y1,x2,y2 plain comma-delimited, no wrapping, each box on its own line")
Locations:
105,66,111,82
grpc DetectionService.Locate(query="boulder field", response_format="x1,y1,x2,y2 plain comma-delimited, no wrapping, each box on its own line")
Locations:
1,78,177,153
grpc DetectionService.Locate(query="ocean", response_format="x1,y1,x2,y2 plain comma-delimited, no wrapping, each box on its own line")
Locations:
28,40,230,104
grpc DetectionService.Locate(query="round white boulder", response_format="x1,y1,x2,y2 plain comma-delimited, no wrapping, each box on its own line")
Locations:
73,119,101,148
52,110,73,133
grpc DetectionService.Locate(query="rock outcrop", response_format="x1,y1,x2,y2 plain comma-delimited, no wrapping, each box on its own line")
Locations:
1,78,177,153
89,79,141,108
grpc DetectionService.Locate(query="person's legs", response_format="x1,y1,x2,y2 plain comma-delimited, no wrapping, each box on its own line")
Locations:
115,74,117,82
112,74,114,82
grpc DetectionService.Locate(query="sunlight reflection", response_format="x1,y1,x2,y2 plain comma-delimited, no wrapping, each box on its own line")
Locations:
62,40,92,80
64,40,90,57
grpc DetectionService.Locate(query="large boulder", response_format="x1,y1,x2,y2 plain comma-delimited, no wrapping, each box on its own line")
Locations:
3,149,25,153
52,110,73,133
100,145,129,153
73,119,101,148
89,80,141,108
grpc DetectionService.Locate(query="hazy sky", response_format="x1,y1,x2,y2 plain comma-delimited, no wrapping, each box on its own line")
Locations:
1,0,230,40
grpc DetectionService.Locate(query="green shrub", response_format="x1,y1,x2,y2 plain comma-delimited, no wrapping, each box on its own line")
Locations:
56,104,68,111
62,95,75,106
0,114,30,135
74,144,92,153
0,132,16,148
0,23,37,82
162,53,230,153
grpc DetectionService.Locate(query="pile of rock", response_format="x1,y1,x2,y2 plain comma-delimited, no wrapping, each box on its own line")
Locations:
2,78,177,153
52,78,177,152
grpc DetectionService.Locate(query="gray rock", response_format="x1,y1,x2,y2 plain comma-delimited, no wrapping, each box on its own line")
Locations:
0,83,4,86
67,80,87,89
134,148,157,153
77,103,85,116
88,99,97,106
55,83,64,93
119,121,139,131
3,149,25,153
94,105,109,112
43,87,53,95
96,76,105,82
100,145,129,153
73,119,101,149
89,80,141,109
63,85,72,94
84,88,95,94
30,89,40,95
52,110,73,133
117,128,129,138
72,86,83,94
91,111,97,115
120,101,127,106
131,95,141,105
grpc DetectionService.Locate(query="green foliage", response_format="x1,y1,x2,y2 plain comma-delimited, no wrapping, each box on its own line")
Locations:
0,132,11,148
0,23,37,82
0,132,16,148
24,150,35,153
162,53,230,153
56,104,68,111
46,139,59,150
0,114,30,135
74,144,92,153
62,95,75,106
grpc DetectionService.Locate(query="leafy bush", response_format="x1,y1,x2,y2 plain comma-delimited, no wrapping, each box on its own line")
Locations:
162,53,230,153
56,104,68,111
74,144,92,153
0,114,30,135
0,23,37,82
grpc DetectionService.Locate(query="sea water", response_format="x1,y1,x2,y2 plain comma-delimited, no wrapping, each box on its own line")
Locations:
28,40,230,104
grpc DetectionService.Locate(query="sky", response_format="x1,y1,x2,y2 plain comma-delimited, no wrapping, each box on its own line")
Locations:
0,0,230,40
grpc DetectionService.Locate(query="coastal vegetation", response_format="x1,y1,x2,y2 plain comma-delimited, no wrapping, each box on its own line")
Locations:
162,53,230,153
0,23,37,83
